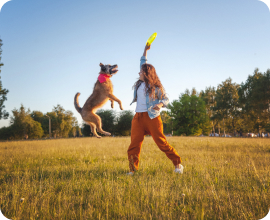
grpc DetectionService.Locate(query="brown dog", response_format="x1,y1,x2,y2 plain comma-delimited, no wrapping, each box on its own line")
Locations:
74,63,123,138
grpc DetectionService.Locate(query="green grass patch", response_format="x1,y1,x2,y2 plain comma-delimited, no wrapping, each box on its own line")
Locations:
0,137,269,219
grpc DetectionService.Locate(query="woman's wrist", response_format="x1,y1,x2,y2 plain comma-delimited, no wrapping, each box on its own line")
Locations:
143,49,147,57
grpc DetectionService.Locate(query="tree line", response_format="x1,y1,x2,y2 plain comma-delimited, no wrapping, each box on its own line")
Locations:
164,68,270,137
81,110,134,137
0,105,79,139
0,105,135,140
0,68,269,140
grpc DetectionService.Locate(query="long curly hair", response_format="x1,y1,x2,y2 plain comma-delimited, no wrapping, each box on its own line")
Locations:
133,63,165,100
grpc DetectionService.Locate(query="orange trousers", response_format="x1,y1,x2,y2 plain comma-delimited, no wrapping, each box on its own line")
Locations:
127,112,181,171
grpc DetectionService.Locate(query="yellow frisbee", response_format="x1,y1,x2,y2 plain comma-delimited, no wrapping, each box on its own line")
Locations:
146,32,157,46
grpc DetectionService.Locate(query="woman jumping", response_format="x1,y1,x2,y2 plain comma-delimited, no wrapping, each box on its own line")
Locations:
127,44,184,175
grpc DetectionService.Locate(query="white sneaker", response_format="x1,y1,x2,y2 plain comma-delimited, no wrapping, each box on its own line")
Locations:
174,164,184,174
126,172,134,176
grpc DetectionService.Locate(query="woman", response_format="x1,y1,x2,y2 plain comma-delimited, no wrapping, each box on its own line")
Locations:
127,44,183,175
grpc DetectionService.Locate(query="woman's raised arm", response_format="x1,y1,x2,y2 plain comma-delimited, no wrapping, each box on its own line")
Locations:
140,45,151,69
143,45,151,57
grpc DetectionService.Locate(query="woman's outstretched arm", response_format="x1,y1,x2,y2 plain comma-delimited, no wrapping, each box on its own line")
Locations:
140,45,151,69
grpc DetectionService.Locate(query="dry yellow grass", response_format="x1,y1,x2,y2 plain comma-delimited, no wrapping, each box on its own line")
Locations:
0,137,269,219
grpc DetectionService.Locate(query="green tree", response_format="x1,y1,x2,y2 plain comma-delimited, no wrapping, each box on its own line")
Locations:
238,68,270,135
31,111,50,137
160,111,172,134
0,38,9,119
46,105,77,138
200,86,220,135
81,122,91,137
81,109,116,137
0,105,44,139
73,125,82,137
115,110,134,136
97,109,116,135
265,123,270,134
31,111,44,123
0,126,14,140
168,93,211,136
69,119,82,137
213,78,240,136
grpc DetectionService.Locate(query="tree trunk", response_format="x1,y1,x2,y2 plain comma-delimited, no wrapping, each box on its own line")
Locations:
232,118,235,137
258,117,261,138
223,118,225,137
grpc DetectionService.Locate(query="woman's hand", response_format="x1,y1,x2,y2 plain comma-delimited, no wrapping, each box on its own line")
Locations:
145,44,151,51
152,103,163,111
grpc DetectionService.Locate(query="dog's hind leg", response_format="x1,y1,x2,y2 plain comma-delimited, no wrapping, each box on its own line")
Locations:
91,113,111,136
85,121,101,138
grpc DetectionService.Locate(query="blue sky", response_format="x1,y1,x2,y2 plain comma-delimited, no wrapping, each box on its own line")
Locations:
0,0,270,128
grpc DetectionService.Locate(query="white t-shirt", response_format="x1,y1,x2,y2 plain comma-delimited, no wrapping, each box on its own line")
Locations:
135,82,147,112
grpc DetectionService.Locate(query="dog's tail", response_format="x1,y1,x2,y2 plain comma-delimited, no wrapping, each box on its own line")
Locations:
74,93,82,114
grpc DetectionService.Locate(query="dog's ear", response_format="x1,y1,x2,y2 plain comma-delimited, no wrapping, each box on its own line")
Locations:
99,63,104,67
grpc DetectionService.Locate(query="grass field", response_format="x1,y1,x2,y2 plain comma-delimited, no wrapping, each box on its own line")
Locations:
0,137,269,220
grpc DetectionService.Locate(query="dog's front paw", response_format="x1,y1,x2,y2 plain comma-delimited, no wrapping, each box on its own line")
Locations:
120,106,124,110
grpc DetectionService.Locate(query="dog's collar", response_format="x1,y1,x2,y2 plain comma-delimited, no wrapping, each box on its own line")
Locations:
98,74,111,83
